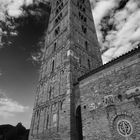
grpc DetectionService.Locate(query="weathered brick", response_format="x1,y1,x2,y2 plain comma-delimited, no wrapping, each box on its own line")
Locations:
78,50,140,140
29,0,102,140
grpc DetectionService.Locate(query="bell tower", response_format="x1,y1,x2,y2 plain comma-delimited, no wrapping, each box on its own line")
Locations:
29,0,102,140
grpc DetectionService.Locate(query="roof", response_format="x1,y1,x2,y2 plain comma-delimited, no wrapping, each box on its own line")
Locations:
78,46,140,82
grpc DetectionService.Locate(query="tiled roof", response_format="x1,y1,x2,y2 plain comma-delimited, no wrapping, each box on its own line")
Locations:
78,46,140,82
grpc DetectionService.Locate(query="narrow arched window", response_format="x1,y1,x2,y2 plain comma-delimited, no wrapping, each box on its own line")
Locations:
51,60,55,72
88,59,90,69
46,114,49,129
76,106,83,140
54,42,56,52
85,41,88,51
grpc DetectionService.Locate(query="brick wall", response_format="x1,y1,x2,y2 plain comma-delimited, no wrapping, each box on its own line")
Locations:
77,50,140,140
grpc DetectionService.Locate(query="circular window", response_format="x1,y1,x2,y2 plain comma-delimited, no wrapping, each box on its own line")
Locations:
117,119,133,137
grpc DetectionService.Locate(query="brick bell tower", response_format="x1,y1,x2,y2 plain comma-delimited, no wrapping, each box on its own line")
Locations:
29,0,102,140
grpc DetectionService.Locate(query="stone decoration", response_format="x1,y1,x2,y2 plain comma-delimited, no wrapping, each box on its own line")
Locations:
103,95,115,107
117,119,133,137
29,0,102,140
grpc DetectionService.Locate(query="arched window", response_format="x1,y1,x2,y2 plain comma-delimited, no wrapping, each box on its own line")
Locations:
51,60,55,72
56,0,62,7
54,26,60,36
46,114,49,129
54,42,57,52
81,25,87,34
88,59,90,69
85,41,88,51
55,0,63,16
49,86,52,99
76,106,83,140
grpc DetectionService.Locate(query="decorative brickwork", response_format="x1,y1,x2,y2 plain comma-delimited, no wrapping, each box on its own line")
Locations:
29,0,102,140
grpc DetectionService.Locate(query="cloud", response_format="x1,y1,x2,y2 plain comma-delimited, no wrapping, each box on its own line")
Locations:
0,91,29,118
0,0,33,17
92,0,116,26
90,0,115,46
0,0,140,65
92,0,140,63
0,0,33,48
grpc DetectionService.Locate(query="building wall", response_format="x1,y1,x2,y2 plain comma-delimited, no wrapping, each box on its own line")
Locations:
77,50,140,140
29,0,102,140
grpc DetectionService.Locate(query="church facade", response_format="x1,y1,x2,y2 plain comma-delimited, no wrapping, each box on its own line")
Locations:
75,48,140,140
29,0,140,140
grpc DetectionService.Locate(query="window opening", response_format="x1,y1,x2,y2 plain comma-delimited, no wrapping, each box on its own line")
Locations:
54,42,57,52
55,12,62,25
84,17,87,23
60,101,63,110
55,1,64,16
76,106,83,140
46,114,49,129
79,12,87,23
88,59,90,69
51,60,55,72
49,86,52,99
81,25,87,34
54,26,60,36
77,0,86,13
56,0,62,7
85,41,88,51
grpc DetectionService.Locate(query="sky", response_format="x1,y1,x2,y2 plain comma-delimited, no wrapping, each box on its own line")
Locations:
91,0,140,63
0,0,140,128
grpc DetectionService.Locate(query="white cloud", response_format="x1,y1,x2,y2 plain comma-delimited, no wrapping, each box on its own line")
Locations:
91,0,117,50
92,0,140,63
102,47,116,63
126,0,138,13
0,0,33,17
0,91,29,118
25,0,33,6
7,0,24,17
0,0,34,46
92,0,116,26
130,28,140,42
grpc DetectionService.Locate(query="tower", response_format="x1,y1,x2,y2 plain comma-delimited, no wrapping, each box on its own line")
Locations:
29,0,102,140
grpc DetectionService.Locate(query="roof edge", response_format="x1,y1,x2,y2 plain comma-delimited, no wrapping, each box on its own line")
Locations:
78,47,140,82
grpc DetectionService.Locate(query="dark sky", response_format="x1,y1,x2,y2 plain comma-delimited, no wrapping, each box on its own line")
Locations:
0,46,37,103
0,2,50,128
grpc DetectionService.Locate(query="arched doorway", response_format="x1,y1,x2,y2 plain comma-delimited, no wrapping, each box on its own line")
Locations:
76,106,83,140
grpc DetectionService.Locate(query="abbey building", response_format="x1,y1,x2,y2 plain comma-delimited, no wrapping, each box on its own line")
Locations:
29,0,140,140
